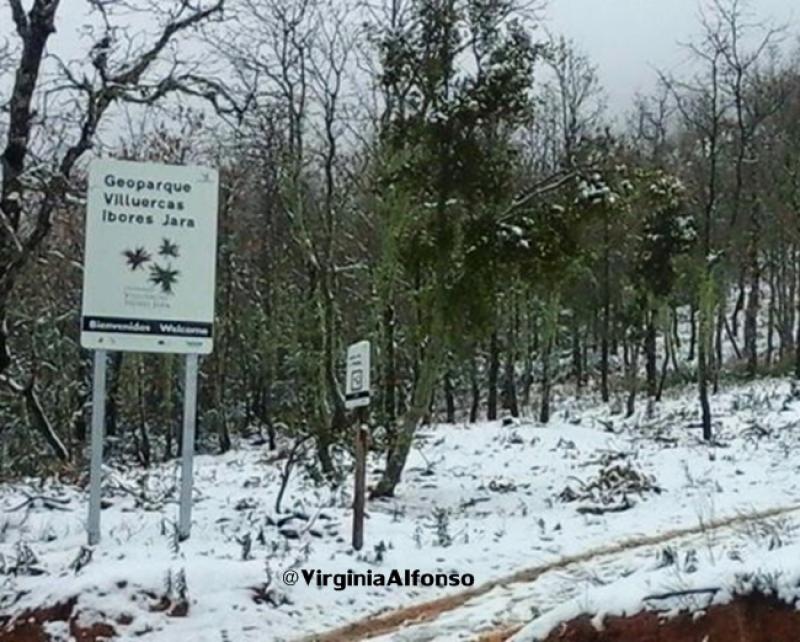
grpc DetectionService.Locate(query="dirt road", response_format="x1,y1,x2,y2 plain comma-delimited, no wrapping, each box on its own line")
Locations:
298,502,800,642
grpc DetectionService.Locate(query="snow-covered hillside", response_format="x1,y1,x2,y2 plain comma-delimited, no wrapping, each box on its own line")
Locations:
4,378,800,641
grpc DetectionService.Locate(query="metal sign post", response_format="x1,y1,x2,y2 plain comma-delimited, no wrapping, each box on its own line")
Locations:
87,349,107,545
179,353,199,540
346,341,371,551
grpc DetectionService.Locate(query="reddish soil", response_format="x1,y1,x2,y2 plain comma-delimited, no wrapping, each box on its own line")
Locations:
4,593,799,641
0,598,117,642
540,593,800,642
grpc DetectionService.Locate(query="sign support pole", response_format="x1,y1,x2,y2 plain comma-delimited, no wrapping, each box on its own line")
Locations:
345,340,371,552
88,349,108,546
179,353,199,540
352,408,368,551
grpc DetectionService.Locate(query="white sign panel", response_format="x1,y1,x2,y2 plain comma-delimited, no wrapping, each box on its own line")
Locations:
345,340,371,409
81,159,218,354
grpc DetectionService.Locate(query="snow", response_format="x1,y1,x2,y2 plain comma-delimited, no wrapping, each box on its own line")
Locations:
4,377,800,640
511,511,800,641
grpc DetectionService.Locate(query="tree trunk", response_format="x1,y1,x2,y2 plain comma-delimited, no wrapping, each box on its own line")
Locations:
520,356,533,410
698,279,713,441
785,247,796,358
731,267,746,338
713,306,723,393
443,369,456,423
767,257,776,366
106,352,123,437
502,347,519,418
71,356,91,444
22,381,69,461
0,0,61,376
601,303,610,403
136,356,152,467
744,222,760,377
625,333,640,418
795,256,800,378
539,332,552,424
372,334,443,498
656,315,671,402
316,266,346,476
382,304,397,426
162,354,175,461
487,330,499,420
581,326,589,388
644,308,657,398
469,355,480,423
571,316,583,395
502,313,519,417
539,297,558,424
520,304,535,409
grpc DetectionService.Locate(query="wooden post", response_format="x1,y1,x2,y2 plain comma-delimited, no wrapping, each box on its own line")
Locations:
352,410,369,551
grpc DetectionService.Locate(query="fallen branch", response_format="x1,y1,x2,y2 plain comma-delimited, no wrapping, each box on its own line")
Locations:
5,494,71,512
643,587,720,601
576,497,635,515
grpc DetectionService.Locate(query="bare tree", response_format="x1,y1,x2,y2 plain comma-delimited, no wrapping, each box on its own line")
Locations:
707,0,785,376
0,0,226,459
659,5,731,442
212,0,361,474
543,35,605,167
630,85,675,165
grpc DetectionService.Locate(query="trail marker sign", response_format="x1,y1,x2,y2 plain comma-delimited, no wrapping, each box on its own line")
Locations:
82,159,218,545
81,158,218,355
345,340,371,409
345,340,371,551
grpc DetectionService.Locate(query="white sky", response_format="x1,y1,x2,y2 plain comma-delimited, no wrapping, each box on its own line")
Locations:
2,0,798,118
544,0,798,113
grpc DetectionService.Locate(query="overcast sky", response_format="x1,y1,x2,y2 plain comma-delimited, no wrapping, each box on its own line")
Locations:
3,0,798,118
545,0,797,114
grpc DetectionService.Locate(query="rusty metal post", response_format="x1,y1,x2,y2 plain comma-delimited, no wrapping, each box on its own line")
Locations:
352,412,369,551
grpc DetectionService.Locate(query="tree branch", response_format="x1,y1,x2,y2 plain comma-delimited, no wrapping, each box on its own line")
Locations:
7,0,29,37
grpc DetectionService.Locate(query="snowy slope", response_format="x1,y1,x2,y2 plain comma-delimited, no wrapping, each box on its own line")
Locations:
3,377,800,641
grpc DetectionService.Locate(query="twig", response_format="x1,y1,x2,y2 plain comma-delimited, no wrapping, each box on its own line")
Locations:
643,587,720,601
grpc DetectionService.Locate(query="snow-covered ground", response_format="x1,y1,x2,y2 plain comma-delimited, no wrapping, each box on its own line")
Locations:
511,519,800,641
4,377,800,641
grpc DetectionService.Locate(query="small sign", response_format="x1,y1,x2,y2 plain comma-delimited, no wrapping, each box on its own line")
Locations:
345,340,371,409
81,159,218,354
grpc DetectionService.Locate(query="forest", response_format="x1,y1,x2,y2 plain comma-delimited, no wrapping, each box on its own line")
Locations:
1,0,799,513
